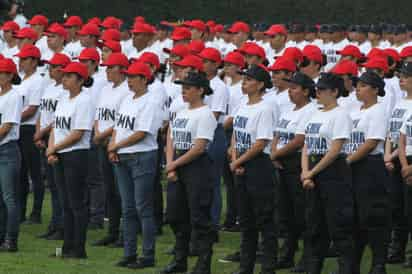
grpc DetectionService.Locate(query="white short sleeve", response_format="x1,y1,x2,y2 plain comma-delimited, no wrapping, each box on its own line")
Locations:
2,92,22,124
136,102,160,135
256,107,274,141
195,112,217,141
365,107,387,140
331,110,352,140
72,96,94,130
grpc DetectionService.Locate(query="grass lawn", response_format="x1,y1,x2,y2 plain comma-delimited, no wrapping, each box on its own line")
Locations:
0,191,411,274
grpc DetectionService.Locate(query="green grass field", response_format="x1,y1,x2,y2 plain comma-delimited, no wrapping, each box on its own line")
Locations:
0,191,411,274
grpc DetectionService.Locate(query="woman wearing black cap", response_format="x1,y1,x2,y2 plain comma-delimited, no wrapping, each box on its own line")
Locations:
161,72,217,274
345,71,390,274
299,72,354,274
230,64,277,274
271,72,317,270
47,62,94,259
397,62,412,268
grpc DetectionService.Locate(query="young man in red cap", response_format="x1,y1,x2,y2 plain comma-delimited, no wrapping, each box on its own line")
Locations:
228,21,251,49
44,24,69,61
128,23,157,60
184,20,207,41
28,14,49,56
78,23,101,50
63,15,83,59
264,24,288,64
237,42,267,68
1,21,20,60
171,27,192,47
300,45,325,82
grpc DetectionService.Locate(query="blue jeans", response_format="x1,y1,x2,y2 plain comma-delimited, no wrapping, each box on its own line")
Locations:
208,125,227,226
114,150,157,259
0,141,21,241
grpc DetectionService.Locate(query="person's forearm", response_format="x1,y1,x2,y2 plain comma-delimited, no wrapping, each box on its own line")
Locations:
399,134,409,168
114,131,146,150
347,140,379,164
0,124,13,141
54,130,84,152
21,106,38,122
166,128,174,165
173,141,208,168
310,141,344,177
301,144,309,172
273,135,304,159
236,140,268,165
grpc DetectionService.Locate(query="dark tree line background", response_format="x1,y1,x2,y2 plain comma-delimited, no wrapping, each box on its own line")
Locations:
20,0,410,25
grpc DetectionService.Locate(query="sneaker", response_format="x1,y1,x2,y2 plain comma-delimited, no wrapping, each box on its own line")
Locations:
218,251,240,263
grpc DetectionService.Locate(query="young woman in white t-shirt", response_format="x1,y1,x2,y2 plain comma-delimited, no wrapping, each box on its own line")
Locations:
109,62,161,269
271,72,317,270
299,72,354,274
345,71,390,274
47,62,95,259
15,44,47,224
34,53,70,240
92,52,130,247
396,62,412,268
0,58,23,252
161,72,217,274
230,64,277,274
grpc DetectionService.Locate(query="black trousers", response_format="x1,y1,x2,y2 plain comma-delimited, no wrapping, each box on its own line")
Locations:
98,146,121,237
223,129,238,226
87,143,104,225
153,132,164,231
277,153,305,257
306,156,354,274
54,149,89,256
18,125,44,219
236,153,277,274
351,155,391,272
405,157,412,234
166,153,214,262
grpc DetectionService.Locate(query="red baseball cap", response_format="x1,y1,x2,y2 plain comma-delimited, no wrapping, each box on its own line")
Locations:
223,51,245,68
173,55,204,72
134,16,146,24
336,45,363,59
383,48,400,62
198,47,222,63
366,48,386,60
237,42,266,59
101,40,121,53
136,52,161,70
264,24,287,36
188,40,205,54
45,23,68,40
0,58,17,74
28,14,48,27
281,47,304,64
330,60,358,76
131,23,156,34
1,21,20,32
100,28,121,41
302,45,323,64
101,52,129,67
77,48,100,63
400,46,412,59
87,17,101,26
14,44,41,59
213,24,224,33
184,20,207,32
362,57,389,73
64,16,83,28
77,23,101,36
122,61,152,79
206,20,216,28
14,27,38,40
46,53,71,67
60,62,89,79
163,44,190,58
171,27,192,41
227,21,250,33
100,16,123,30
268,57,297,72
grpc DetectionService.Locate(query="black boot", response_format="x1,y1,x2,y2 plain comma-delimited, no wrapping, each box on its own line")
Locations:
115,255,136,267
46,229,64,240
403,256,412,268
368,264,387,274
387,231,407,264
277,238,296,269
91,235,117,246
188,235,213,274
160,257,187,274
0,239,18,252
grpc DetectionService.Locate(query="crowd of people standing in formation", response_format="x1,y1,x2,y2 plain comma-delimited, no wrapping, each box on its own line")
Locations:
2,11,412,274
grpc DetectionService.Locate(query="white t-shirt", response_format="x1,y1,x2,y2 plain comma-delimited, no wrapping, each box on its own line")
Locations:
95,81,131,132
39,82,67,129
147,78,168,122
400,112,412,156
275,102,317,150
204,75,229,124
17,72,46,126
35,36,49,56
0,88,22,146
344,103,387,155
233,100,274,155
64,40,83,60
265,88,294,115
53,91,94,153
226,80,245,118
338,91,363,115
171,105,217,150
114,92,161,154
388,99,412,145
300,106,352,155
2,44,19,60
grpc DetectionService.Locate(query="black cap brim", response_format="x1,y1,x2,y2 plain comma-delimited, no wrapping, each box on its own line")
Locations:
174,79,213,95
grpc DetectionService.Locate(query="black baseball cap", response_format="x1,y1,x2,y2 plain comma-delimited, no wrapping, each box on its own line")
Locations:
284,72,316,97
240,64,273,89
368,24,382,35
289,23,305,34
175,72,213,95
398,62,412,76
315,72,348,97
357,71,386,96
305,25,318,33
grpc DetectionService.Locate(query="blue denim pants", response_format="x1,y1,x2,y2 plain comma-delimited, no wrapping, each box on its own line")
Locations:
0,141,21,241
114,150,157,260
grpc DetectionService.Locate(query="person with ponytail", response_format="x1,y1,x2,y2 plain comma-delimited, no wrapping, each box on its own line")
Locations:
14,44,47,224
34,53,71,240
47,62,94,259
0,58,23,252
